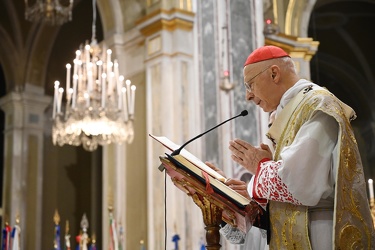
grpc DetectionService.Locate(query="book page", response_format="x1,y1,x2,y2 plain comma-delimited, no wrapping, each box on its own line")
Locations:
172,154,250,206
149,134,227,182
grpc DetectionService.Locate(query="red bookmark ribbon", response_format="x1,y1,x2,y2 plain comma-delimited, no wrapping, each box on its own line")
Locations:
202,171,214,194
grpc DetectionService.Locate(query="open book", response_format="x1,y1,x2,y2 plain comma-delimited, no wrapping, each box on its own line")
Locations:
149,134,250,208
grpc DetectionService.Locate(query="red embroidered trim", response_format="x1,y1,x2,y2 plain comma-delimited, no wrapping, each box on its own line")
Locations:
252,158,270,206
253,159,301,205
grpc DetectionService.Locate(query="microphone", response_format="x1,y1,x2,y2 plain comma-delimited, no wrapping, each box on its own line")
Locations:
171,110,248,156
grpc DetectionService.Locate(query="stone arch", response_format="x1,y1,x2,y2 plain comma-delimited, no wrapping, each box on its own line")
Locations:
97,0,145,38
96,0,118,36
307,0,375,179
0,4,59,92
26,27,60,89
0,26,18,92
270,0,317,37
285,0,317,36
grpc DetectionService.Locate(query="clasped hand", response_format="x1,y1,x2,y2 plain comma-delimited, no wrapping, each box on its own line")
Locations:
229,139,272,175
205,139,272,200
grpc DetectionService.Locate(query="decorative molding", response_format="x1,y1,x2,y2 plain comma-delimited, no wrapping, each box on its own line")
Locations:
147,35,161,56
144,51,193,63
147,0,160,7
140,18,194,37
265,33,319,61
136,8,195,37
137,8,195,24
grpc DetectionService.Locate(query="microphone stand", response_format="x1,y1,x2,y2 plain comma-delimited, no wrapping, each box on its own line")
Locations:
171,110,248,156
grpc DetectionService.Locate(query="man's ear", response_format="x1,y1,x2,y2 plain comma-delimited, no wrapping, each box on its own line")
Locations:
271,66,280,82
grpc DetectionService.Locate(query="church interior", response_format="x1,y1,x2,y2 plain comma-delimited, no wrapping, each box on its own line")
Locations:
0,0,374,249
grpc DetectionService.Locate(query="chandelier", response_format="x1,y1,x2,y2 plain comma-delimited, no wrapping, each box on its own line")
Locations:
51,0,136,151
24,0,74,26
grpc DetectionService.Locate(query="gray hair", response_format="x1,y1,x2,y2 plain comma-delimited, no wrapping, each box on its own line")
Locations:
279,57,298,74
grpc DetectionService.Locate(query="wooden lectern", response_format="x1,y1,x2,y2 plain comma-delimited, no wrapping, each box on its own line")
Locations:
158,153,264,250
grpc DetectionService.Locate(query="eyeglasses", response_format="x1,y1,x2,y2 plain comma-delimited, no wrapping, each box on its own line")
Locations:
244,65,272,91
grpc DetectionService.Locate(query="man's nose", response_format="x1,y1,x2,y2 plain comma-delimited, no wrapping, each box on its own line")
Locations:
246,90,254,101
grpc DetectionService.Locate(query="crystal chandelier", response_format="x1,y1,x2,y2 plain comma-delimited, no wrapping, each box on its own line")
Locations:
51,0,136,151
24,0,74,26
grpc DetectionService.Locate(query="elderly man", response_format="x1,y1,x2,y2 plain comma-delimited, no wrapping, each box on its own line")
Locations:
218,45,375,249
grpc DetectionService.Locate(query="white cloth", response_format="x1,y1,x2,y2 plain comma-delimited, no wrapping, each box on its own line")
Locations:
220,224,268,250
241,227,268,250
11,225,21,250
275,80,338,206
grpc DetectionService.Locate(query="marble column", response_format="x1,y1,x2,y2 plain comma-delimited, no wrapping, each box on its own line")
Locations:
101,18,148,248
138,5,204,250
0,84,51,250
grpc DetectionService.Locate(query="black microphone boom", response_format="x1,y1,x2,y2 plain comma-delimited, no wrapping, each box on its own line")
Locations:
171,110,248,156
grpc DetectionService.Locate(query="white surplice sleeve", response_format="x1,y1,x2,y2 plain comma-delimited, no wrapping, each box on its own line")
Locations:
220,221,268,249
219,223,246,244
251,110,338,206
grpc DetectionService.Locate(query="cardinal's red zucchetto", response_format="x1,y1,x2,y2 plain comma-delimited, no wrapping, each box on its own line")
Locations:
244,45,290,66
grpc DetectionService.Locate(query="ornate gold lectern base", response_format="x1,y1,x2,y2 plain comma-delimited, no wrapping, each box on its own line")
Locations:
192,194,222,249
159,155,261,249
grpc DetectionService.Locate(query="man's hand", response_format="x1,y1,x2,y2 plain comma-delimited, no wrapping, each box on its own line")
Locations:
205,162,251,200
225,178,251,200
205,161,226,178
229,139,272,174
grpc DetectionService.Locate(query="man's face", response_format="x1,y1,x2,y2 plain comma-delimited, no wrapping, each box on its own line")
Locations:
243,63,278,112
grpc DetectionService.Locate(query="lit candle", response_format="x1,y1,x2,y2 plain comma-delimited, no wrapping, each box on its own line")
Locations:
121,87,128,121
75,49,81,60
92,60,97,81
73,59,78,79
101,73,107,108
125,80,131,112
106,72,111,95
107,49,112,76
110,79,115,102
97,60,102,84
66,64,71,94
85,44,90,66
102,44,107,62
130,85,136,115
67,88,73,104
57,87,64,114
118,76,124,109
107,49,112,62
52,81,59,118
73,50,81,77
118,75,124,94
72,74,78,108
87,69,93,92
108,62,113,79
72,58,78,95
369,179,374,199
114,60,119,90
77,60,83,91
84,92,90,107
